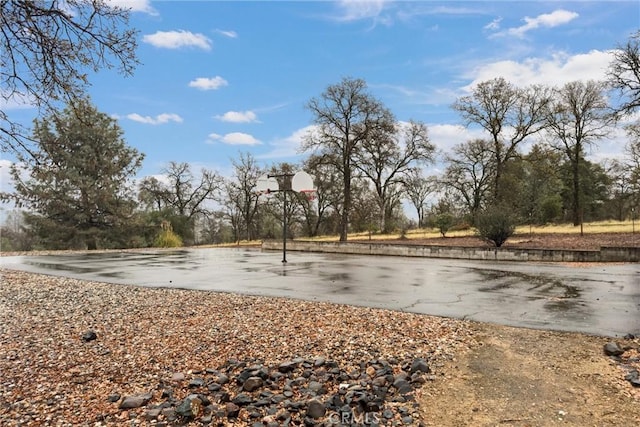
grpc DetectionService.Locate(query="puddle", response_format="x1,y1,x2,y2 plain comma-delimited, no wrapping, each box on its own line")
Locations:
475,268,586,313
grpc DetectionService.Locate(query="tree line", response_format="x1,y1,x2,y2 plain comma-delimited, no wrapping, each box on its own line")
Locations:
0,1,638,250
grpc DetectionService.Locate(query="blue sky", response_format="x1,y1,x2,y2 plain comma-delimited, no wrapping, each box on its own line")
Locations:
2,0,640,190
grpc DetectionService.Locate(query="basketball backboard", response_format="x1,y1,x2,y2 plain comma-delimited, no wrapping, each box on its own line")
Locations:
255,174,279,194
291,171,315,192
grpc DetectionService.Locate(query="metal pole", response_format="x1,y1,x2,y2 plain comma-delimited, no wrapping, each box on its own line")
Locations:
282,189,287,263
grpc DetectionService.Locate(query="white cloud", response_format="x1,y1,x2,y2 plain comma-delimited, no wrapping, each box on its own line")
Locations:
492,9,579,38
142,30,212,50
0,159,15,194
106,0,157,15
216,29,238,38
207,132,261,146
428,124,485,155
0,160,30,205
188,77,229,91
258,125,317,159
0,91,35,110
126,113,183,125
333,0,392,25
484,17,502,31
463,49,614,90
214,111,258,123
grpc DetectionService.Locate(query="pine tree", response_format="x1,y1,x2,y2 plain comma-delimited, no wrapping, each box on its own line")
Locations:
7,99,144,249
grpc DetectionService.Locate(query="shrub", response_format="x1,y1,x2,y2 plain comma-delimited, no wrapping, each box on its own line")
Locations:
154,229,183,248
475,207,516,247
153,221,183,248
435,213,454,237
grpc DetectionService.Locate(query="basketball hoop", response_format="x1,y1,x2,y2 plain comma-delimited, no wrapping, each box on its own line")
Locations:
299,189,317,201
255,189,273,201
253,170,316,264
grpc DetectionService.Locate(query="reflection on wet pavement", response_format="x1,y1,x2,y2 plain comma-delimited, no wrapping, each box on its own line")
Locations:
1,248,639,337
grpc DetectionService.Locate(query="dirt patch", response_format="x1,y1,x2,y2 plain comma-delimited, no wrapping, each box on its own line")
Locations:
420,322,640,426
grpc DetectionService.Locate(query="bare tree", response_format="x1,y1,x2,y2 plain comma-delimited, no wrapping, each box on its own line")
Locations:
139,162,221,219
624,123,640,213
303,77,395,241
220,152,263,241
545,80,611,226
440,139,496,223
452,77,552,203
302,154,341,237
402,168,434,229
608,30,640,117
1,0,138,158
355,120,435,232
605,159,634,221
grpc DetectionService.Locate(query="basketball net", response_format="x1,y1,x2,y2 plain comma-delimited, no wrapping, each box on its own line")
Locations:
299,190,317,201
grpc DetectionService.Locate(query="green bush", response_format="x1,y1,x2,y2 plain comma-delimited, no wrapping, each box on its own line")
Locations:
154,229,183,248
435,213,454,237
475,207,516,247
539,195,563,224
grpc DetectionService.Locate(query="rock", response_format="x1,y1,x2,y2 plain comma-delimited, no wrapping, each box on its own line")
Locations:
308,380,324,394
119,356,457,424
232,393,253,406
372,376,387,387
188,377,204,388
162,407,176,421
145,408,161,420
243,376,264,392
624,333,636,340
278,360,298,373
276,408,290,421
237,368,254,384
410,358,431,374
393,378,413,394
306,398,326,419
175,394,203,419
216,373,229,384
119,393,152,409
225,402,240,418
81,330,97,342
604,341,625,356
107,393,120,403
171,372,185,382
626,369,640,387
366,366,376,377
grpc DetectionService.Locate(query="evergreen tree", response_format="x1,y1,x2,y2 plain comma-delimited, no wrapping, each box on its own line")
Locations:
6,99,144,249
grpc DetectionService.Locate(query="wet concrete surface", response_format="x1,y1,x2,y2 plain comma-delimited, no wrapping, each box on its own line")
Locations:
1,248,639,337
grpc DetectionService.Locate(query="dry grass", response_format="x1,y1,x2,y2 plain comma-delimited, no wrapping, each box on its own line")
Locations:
197,220,638,249
301,220,639,243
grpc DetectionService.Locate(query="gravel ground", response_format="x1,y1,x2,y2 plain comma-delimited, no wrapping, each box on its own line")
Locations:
0,269,473,426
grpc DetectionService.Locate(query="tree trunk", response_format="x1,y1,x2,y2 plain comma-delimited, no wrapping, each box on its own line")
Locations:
572,152,581,227
341,174,350,242
87,236,97,250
